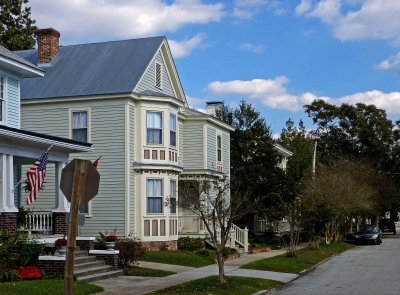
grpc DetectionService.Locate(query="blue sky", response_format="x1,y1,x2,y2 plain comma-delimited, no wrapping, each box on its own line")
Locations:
30,0,400,134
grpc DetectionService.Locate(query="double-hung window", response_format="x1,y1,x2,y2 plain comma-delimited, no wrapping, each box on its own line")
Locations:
170,114,176,146
170,180,177,214
72,111,88,142
147,111,162,144
217,135,222,162
147,179,163,214
0,77,5,123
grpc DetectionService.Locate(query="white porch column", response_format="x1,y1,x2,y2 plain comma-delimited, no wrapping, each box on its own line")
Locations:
0,154,17,212
53,161,70,212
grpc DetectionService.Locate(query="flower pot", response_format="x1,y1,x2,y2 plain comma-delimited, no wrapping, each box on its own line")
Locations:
58,246,67,256
105,242,116,250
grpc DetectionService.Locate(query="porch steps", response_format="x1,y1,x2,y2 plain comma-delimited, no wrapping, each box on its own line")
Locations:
74,250,122,283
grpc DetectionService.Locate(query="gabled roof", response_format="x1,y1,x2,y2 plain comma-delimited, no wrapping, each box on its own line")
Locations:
274,143,293,157
0,45,43,78
15,36,167,100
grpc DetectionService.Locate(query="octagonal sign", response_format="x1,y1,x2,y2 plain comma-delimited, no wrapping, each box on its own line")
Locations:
60,159,100,203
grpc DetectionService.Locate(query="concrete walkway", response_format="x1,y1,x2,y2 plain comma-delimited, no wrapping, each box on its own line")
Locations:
95,247,303,295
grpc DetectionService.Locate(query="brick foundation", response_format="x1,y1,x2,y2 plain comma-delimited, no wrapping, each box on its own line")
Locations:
53,212,68,235
95,254,119,270
0,212,18,232
36,259,65,279
142,240,178,251
76,240,94,251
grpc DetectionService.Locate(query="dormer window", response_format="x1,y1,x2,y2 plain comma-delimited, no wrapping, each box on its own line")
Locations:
155,62,162,89
0,77,5,124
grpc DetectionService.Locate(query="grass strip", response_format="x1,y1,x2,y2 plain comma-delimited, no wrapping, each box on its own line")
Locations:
241,241,354,274
142,250,215,267
0,279,103,295
123,266,176,277
148,275,282,295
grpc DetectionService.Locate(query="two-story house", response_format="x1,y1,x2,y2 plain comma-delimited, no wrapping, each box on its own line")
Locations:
0,45,90,233
16,29,234,249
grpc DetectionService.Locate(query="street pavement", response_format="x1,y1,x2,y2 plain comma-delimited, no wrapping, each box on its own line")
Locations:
95,247,303,294
267,233,400,295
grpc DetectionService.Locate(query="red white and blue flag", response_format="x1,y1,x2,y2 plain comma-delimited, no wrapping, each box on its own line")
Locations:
26,151,48,205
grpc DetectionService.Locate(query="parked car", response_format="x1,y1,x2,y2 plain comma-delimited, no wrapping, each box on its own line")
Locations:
378,218,396,235
354,225,382,245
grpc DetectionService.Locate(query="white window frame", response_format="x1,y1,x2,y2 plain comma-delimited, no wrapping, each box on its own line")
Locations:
146,178,164,214
217,134,222,162
69,108,91,143
155,62,162,89
0,76,6,125
146,111,163,145
79,201,92,217
170,180,177,214
170,113,176,147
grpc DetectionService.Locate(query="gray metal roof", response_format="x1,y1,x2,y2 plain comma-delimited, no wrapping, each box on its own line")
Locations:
14,36,165,100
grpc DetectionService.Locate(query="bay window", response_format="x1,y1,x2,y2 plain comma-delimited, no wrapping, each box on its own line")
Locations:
147,111,162,144
147,179,163,214
170,180,177,214
170,114,176,146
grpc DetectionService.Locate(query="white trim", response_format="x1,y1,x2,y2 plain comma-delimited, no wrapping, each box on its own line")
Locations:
89,250,119,255
0,76,6,125
38,256,66,261
125,103,130,236
203,125,207,169
146,110,163,146
0,55,44,77
146,177,164,215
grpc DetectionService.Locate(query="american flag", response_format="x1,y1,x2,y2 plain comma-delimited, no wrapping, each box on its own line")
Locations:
26,151,48,205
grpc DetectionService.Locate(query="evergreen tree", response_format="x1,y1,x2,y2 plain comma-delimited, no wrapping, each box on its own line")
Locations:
0,0,37,50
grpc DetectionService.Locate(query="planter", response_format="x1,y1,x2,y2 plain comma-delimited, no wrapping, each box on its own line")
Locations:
58,246,67,256
249,247,271,254
105,242,116,250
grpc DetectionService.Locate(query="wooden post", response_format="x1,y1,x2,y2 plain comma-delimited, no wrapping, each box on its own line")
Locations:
64,160,87,295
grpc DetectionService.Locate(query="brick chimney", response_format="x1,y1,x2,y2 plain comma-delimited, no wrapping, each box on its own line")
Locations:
37,28,60,64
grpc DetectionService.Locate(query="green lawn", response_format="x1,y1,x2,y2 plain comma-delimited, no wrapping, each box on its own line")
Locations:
123,266,176,277
242,241,354,274
0,279,103,295
142,250,215,267
148,275,282,295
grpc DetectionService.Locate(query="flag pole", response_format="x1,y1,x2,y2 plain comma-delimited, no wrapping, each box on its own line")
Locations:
13,145,54,190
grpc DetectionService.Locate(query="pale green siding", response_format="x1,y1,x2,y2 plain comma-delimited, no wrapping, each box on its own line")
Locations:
222,131,230,175
6,78,20,128
21,99,128,236
135,50,175,97
178,122,183,167
182,122,204,169
207,126,216,170
129,103,135,234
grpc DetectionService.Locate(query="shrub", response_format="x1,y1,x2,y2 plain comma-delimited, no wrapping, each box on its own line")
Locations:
159,242,168,251
0,269,21,282
115,236,146,268
177,236,204,251
222,247,238,258
15,265,42,280
195,249,215,259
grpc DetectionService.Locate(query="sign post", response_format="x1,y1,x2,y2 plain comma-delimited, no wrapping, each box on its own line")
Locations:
60,159,100,295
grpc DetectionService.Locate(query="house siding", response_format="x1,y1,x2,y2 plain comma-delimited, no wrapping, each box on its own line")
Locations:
178,121,183,167
135,50,175,97
6,78,20,128
21,99,127,236
222,131,230,175
182,121,204,170
206,126,217,170
129,103,135,234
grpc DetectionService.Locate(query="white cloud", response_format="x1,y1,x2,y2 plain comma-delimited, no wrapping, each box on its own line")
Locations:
376,52,400,74
206,76,400,115
295,0,313,16
29,0,224,44
186,95,207,109
239,42,265,53
298,0,400,43
233,0,288,19
169,34,206,58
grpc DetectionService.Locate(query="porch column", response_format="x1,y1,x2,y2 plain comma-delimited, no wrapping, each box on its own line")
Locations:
0,154,18,232
53,161,69,235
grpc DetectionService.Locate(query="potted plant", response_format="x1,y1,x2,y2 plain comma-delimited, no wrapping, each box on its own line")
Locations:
104,234,118,250
54,237,67,256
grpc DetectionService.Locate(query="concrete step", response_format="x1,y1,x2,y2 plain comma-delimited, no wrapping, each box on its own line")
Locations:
74,256,97,264
77,270,123,283
74,265,113,278
74,250,89,257
74,260,106,271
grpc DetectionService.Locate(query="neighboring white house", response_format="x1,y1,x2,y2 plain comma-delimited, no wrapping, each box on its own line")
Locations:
0,45,91,233
16,29,235,249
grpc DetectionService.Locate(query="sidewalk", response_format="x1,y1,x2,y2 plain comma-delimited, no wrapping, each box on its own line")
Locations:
95,247,304,295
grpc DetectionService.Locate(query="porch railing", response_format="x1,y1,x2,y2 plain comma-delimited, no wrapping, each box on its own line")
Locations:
230,224,249,253
25,211,53,233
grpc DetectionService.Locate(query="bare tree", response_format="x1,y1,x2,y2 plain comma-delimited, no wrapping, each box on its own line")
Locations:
178,174,250,284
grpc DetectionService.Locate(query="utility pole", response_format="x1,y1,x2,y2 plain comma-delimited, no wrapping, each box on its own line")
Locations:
312,141,317,180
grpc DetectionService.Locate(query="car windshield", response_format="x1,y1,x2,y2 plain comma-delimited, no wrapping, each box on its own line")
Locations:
360,226,379,234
